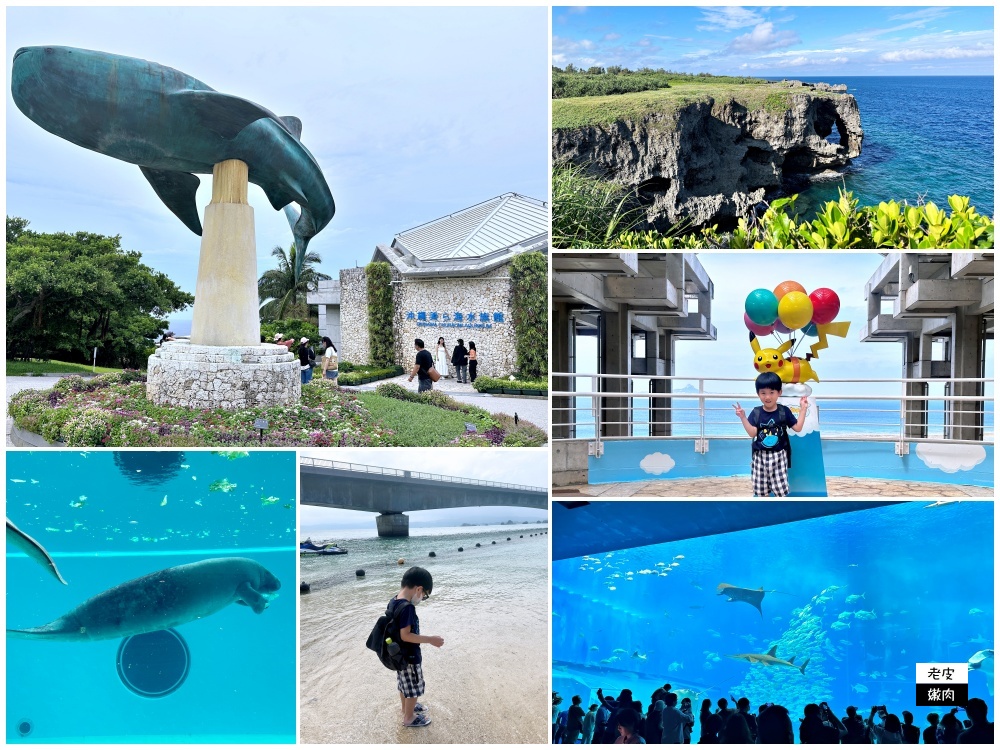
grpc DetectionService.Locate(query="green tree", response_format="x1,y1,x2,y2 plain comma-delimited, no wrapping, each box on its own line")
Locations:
509,251,548,378
257,243,331,322
6,217,194,367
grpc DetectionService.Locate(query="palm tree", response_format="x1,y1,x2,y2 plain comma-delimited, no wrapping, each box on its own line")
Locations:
258,243,331,321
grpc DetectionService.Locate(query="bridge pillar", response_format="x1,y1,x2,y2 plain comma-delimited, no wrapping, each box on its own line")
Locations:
376,512,409,537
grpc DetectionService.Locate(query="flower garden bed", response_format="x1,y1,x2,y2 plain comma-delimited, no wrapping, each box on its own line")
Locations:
8,372,546,447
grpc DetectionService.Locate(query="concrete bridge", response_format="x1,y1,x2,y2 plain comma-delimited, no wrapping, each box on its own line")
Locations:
300,458,549,536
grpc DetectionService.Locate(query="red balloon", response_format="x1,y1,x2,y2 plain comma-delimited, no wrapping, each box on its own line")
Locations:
744,312,775,337
810,287,841,325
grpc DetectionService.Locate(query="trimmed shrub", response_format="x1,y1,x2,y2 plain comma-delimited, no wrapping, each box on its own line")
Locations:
366,261,395,367
509,251,548,379
337,365,404,386
260,319,320,345
473,375,548,394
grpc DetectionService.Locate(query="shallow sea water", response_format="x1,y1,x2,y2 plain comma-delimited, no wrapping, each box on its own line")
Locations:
300,524,549,743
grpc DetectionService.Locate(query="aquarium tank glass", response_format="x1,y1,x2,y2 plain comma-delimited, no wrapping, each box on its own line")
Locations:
553,501,993,742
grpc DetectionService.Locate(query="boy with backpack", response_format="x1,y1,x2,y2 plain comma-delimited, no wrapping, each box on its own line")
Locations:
366,566,444,728
733,371,808,497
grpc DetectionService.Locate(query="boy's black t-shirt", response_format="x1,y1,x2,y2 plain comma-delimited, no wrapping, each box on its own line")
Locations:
748,404,795,453
415,349,434,381
392,597,422,664
568,704,585,732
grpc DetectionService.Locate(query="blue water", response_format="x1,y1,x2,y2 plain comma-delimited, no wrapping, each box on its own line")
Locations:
571,395,994,440
782,77,994,218
6,451,297,743
553,501,994,743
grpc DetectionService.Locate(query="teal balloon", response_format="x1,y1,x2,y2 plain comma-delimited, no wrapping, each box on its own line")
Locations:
745,289,779,326
802,322,819,336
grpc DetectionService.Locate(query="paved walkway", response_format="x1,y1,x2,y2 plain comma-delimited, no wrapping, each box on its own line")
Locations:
352,373,548,431
7,376,61,446
555,476,993,498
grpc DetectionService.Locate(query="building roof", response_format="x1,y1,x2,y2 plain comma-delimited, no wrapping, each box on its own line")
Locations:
392,193,549,267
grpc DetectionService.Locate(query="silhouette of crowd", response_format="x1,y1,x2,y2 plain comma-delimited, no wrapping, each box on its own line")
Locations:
553,686,993,744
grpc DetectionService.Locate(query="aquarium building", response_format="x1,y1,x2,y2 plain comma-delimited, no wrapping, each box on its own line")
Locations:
308,193,548,376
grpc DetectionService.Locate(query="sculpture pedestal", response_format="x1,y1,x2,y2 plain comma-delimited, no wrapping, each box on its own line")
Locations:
190,159,260,347
146,341,300,410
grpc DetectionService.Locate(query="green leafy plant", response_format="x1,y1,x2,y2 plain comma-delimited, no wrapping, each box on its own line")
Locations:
366,261,395,368
509,251,548,379
337,365,404,386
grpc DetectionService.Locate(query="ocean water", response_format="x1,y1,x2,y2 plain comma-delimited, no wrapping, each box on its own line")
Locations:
570,395,994,440
783,77,994,218
552,501,994,743
5,451,297,743
300,524,550,743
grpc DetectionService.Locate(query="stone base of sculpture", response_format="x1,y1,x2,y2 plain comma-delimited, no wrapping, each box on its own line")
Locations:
146,341,300,410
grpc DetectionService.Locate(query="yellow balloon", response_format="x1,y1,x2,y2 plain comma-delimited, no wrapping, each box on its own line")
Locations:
778,291,814,330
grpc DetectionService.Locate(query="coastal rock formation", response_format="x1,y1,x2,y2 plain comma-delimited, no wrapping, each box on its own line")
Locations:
553,90,863,231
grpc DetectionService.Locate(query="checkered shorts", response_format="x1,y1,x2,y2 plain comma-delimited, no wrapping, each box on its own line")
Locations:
396,662,425,698
751,449,790,497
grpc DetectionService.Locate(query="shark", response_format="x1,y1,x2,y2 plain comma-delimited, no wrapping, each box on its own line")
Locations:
717,583,767,617
727,644,810,675
11,46,334,275
968,649,994,696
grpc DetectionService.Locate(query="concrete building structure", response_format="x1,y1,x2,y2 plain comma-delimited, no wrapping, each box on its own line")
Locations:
308,193,547,375
551,253,717,485
300,459,548,537
861,252,993,443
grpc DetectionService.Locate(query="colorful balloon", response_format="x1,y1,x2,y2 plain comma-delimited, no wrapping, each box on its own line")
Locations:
773,320,792,334
744,312,775,337
802,322,819,337
773,280,807,301
809,287,841,325
745,288,779,326
778,291,814,330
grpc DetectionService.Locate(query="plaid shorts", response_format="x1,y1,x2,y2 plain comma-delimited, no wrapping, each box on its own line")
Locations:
396,662,425,698
751,449,790,497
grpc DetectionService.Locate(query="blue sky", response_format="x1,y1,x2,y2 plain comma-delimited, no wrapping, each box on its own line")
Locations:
299,449,548,531
576,253,994,399
6,7,548,328
553,6,994,76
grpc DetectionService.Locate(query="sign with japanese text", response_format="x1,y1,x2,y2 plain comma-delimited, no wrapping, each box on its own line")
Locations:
405,311,506,330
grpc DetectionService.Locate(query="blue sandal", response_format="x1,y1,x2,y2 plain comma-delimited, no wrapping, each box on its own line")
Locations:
405,714,432,728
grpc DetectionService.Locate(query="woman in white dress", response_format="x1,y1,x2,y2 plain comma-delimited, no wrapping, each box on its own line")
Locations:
435,337,451,379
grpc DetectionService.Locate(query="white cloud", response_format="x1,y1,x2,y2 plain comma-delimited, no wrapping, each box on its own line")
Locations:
639,452,676,476
914,444,987,474
726,22,801,55
880,45,993,62
697,6,765,31
604,32,621,41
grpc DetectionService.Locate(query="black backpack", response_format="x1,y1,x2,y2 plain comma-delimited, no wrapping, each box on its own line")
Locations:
750,405,792,469
365,598,410,670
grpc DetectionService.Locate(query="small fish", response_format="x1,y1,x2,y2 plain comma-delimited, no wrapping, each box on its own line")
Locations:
851,684,869,694
194,500,203,506
845,593,865,605
612,648,627,655
633,652,648,661
969,608,985,616
949,641,965,648
181,464,190,469
261,495,279,506
673,555,685,560
160,496,168,506
772,616,782,622
589,646,600,651
854,609,877,621
30,479,39,484
838,612,853,621
655,562,666,567
831,621,851,631
707,629,721,638
608,586,617,591
10,479,26,484
859,672,867,678
815,596,831,604
839,640,853,646
69,499,86,509
670,562,680,568
667,661,683,671
824,585,841,592
969,635,988,645
192,476,197,480
848,563,859,568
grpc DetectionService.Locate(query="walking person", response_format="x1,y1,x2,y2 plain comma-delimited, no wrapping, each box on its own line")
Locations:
468,341,478,383
451,338,469,384
297,336,314,385
435,337,451,379
320,336,338,384
408,338,435,393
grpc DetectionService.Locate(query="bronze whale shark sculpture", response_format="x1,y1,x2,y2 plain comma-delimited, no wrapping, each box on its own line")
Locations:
11,45,334,273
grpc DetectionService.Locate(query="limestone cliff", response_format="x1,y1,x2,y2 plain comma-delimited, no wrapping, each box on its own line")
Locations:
553,88,863,231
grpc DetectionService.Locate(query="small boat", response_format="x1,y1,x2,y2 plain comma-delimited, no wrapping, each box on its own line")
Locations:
299,540,348,556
